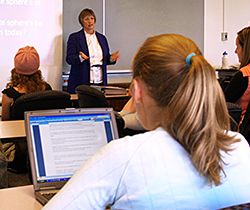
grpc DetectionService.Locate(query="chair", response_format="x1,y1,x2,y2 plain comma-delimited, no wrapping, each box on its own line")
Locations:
8,90,72,174
10,90,72,120
227,102,242,132
240,102,250,144
75,85,125,137
75,85,110,108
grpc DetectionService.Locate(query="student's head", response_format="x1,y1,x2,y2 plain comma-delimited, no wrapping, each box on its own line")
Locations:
235,26,250,67
131,34,237,185
78,8,96,28
8,46,46,93
14,45,40,75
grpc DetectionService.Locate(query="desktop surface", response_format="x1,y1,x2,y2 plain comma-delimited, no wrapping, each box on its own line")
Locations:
0,120,25,139
0,185,42,210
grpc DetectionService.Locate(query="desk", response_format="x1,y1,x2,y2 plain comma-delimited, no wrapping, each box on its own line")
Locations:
0,120,25,139
70,93,130,100
0,185,42,210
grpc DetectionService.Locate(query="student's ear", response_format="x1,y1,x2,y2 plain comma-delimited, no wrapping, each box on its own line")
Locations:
132,79,143,104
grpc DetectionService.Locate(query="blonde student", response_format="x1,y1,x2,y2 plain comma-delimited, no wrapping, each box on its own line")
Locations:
44,34,250,209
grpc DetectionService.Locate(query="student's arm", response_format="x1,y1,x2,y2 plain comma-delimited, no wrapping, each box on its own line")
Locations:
121,112,145,130
119,98,145,130
43,139,132,210
224,71,248,102
1,94,13,121
122,97,136,113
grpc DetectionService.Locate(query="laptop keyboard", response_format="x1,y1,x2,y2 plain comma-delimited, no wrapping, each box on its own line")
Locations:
41,192,56,200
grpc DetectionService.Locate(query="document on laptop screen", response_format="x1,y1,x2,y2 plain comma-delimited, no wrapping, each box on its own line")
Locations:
30,113,113,181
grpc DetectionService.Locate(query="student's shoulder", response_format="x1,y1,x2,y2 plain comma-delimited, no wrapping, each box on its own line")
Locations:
2,87,22,99
224,131,250,155
107,128,168,152
221,131,250,173
227,130,248,144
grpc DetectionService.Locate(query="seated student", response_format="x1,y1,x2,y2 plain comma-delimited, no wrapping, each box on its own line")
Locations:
1,46,52,121
43,34,250,209
224,26,250,123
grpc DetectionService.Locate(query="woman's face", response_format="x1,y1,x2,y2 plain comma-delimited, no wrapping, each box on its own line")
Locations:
235,36,243,63
82,15,95,33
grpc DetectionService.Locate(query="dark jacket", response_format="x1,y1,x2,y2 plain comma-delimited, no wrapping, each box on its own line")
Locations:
224,71,250,142
224,71,248,103
66,29,115,93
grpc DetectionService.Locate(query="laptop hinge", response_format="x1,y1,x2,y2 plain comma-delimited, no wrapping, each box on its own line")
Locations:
40,186,57,191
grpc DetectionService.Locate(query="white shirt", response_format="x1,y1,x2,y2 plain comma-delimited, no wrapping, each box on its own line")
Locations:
84,31,103,84
43,128,250,210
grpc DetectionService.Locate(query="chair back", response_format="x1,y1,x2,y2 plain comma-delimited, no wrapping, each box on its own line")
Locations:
11,90,72,120
75,85,110,108
227,102,242,131
8,90,72,174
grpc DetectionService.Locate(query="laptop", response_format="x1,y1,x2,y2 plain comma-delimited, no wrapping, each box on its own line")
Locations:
24,108,119,205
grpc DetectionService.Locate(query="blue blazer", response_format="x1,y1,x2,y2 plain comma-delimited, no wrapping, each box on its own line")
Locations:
66,29,115,93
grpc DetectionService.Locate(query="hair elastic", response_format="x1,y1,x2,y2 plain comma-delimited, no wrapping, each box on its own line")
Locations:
185,52,196,65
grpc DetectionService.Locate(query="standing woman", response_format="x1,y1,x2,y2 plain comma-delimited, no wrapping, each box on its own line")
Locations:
66,8,119,93
224,26,250,121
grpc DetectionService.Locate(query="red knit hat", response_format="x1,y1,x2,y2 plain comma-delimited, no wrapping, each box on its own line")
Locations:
14,46,40,75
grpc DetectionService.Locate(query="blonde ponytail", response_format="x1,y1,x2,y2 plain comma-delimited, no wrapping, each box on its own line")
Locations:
132,34,238,185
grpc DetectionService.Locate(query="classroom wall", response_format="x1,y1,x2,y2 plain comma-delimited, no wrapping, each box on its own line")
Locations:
63,0,204,72
204,0,250,68
105,0,204,70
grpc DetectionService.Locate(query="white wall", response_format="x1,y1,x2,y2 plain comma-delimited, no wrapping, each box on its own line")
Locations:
204,0,250,68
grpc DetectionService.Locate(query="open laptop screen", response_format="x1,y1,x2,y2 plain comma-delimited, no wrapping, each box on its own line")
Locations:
26,108,118,184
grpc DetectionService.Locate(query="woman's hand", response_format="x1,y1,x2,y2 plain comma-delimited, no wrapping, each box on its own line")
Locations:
110,51,120,62
79,51,89,60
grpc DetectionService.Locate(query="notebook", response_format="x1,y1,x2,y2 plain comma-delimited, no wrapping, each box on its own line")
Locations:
24,108,119,205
